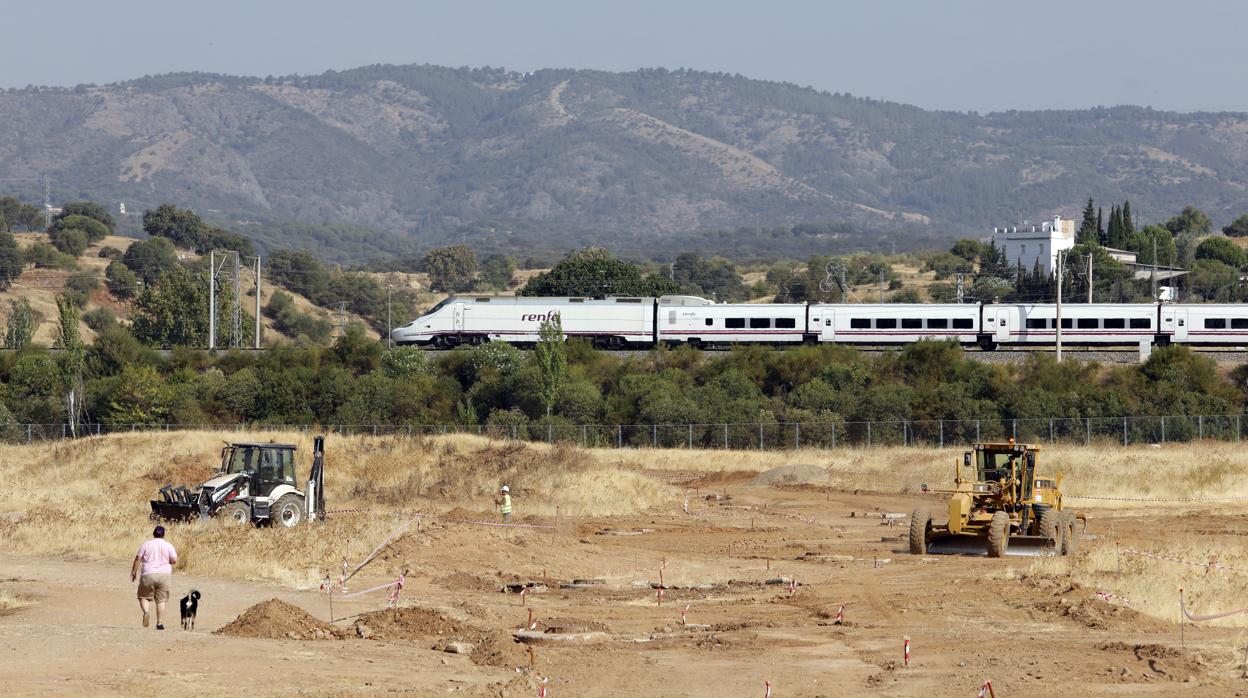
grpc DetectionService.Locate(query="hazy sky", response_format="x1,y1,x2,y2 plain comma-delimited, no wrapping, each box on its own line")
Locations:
5,0,1246,112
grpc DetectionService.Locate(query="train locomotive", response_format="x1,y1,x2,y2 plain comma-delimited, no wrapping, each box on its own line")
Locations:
390,295,1248,350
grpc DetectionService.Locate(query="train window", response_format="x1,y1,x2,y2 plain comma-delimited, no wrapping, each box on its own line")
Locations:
1103,318,1125,329
725,318,746,329
1060,318,1072,329
668,310,677,325
952,318,973,329
825,319,832,326
927,318,949,329
569,298,585,303
705,318,714,326
1233,319,1248,329
876,318,897,329
1205,318,1227,329
1025,318,1046,330
1076,318,1098,329
474,297,492,302
614,298,642,303
775,318,796,329
850,318,870,329
999,319,1007,327
749,318,771,329
1130,318,1151,329
901,318,922,329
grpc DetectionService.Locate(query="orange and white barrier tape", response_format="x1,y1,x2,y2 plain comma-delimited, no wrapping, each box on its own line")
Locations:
1179,588,1248,622
903,636,910,667
537,675,548,697
520,587,528,606
788,579,797,596
1095,591,1132,606
977,679,995,697
1122,548,1248,575
385,575,405,607
1068,494,1248,502
835,603,845,624
764,680,772,697
657,588,665,606
681,604,689,626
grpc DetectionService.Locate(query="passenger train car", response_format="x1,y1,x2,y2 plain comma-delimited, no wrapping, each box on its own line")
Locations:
390,295,1248,349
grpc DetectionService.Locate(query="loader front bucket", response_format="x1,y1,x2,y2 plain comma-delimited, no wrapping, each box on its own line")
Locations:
149,484,201,522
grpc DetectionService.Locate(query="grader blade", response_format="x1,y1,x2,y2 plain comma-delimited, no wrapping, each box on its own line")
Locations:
923,533,1058,557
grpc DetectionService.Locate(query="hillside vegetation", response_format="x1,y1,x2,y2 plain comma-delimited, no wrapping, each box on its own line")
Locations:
5,65,1248,259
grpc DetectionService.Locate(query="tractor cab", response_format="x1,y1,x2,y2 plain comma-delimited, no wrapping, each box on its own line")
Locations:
965,442,1037,505
221,443,298,498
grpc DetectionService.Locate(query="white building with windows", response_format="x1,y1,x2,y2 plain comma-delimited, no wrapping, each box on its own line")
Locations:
991,215,1075,275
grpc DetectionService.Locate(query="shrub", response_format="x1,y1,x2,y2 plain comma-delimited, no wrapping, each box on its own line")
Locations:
48,227,88,257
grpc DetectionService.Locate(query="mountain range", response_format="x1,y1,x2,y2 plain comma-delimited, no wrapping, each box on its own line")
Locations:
3,64,1247,262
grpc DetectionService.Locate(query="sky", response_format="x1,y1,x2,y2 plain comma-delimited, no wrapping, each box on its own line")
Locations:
4,0,1247,113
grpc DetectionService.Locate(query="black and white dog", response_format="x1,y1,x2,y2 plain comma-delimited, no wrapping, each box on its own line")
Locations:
180,589,201,631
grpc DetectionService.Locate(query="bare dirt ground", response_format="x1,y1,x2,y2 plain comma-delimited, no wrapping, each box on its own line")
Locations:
5,473,1248,697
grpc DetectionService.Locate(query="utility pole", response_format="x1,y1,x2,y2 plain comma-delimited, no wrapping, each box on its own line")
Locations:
254,256,262,348
956,273,965,303
1086,254,1093,304
1151,235,1158,301
43,175,51,229
1056,249,1063,363
386,285,393,350
231,252,242,348
208,251,216,351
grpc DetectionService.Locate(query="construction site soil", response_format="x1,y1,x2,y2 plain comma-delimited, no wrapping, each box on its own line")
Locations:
5,461,1248,696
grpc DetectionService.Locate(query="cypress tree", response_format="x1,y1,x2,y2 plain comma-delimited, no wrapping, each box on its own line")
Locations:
1077,198,1098,243
1122,200,1134,236
1097,207,1105,245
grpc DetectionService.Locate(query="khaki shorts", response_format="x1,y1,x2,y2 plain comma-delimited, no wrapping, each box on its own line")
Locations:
137,573,172,602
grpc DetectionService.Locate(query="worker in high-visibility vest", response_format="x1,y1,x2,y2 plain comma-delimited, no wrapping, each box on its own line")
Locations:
495,485,512,522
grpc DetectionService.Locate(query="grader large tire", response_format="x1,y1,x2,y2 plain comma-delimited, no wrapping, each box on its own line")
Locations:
909,509,932,555
273,494,305,529
987,511,1010,558
220,500,251,525
1061,512,1078,555
1036,507,1061,553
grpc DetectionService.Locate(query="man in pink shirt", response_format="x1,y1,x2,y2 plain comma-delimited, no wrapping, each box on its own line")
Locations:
131,525,178,630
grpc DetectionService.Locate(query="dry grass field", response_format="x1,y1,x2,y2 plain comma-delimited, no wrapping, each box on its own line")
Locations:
4,432,1248,695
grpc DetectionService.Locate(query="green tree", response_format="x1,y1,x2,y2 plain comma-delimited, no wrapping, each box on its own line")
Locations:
0,230,21,290
1077,198,1098,244
950,238,985,262
105,261,140,299
1194,236,1247,268
0,196,43,231
131,267,209,347
49,214,109,243
422,244,478,292
55,202,115,232
1166,205,1213,237
1129,225,1177,266
1189,259,1241,301
521,247,679,297
49,227,88,257
143,204,209,251
532,317,567,417
4,298,38,349
479,253,516,290
122,236,179,284
1223,214,1248,238
55,294,86,436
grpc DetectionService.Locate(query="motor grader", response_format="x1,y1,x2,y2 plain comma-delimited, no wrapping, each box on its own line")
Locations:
910,441,1078,557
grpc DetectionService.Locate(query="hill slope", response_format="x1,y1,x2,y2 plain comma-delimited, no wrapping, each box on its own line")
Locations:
4,65,1248,258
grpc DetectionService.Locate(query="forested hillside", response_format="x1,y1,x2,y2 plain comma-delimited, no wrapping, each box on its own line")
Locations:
3,64,1248,260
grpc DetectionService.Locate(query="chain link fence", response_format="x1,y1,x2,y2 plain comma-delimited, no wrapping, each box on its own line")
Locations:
10,414,1248,449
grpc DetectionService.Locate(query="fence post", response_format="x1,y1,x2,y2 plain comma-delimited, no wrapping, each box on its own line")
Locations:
512,424,518,440
618,424,623,449
759,422,764,450
867,421,872,448
1049,418,1054,444
26,424,31,444
1122,416,1127,446
724,423,728,450
795,422,801,450
1012,419,1017,441
652,423,657,448
1086,418,1091,446
975,419,980,443
1237,415,1241,442
831,421,836,449
939,420,943,448
687,424,692,449
903,421,908,447
1198,415,1203,440
1161,416,1165,444
582,425,588,446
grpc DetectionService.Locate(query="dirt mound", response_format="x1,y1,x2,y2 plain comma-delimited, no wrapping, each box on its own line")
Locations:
1099,642,1209,680
441,506,484,520
354,606,468,640
751,464,829,487
1018,576,1165,631
216,599,337,640
435,571,499,593
470,629,531,667
540,616,611,633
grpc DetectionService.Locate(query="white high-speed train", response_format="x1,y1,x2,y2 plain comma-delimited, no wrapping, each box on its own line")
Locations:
390,296,1248,350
